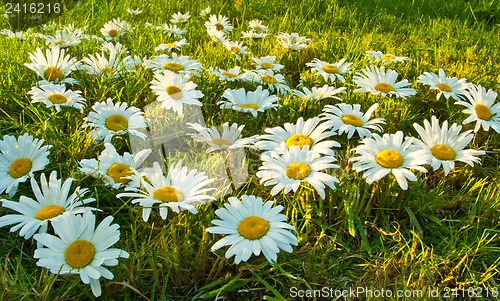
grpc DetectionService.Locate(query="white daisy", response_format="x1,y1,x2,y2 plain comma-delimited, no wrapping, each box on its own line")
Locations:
242,19,269,39
34,210,129,297
122,55,145,73
144,53,203,77
223,40,249,59
251,70,291,95
209,66,243,82
417,68,469,100
353,66,417,98
200,6,211,17
117,161,215,222
350,131,428,190
366,50,411,64
156,24,186,38
292,85,345,102
1,29,31,40
252,56,284,72
219,86,278,117
413,116,485,175
306,58,352,82
155,39,188,52
171,12,190,23
207,26,227,43
454,84,500,133
127,8,142,15
24,47,79,85
82,98,148,143
321,103,385,139
27,84,86,112
186,122,254,153
0,134,51,197
207,194,297,264
277,32,311,51
0,171,95,239
205,14,233,33
100,18,132,40
257,143,340,199
150,70,205,116
38,27,85,48
242,30,269,39
79,42,127,77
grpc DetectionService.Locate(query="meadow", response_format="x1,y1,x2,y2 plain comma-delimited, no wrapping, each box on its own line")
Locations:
0,0,499,299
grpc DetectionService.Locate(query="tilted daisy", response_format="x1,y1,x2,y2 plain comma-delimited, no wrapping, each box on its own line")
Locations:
209,66,243,82
83,98,148,143
207,26,227,43
257,143,340,199
79,42,127,77
27,83,86,112
366,50,411,64
454,84,500,133
100,18,132,40
144,53,203,77
34,210,129,297
219,86,278,117
150,70,204,116
249,19,268,33
223,40,249,59
0,134,51,197
254,117,339,156
117,161,215,222
122,55,145,73
204,14,233,33
252,56,284,72
242,20,269,39
417,68,469,100
350,131,428,190
0,171,95,239
38,27,85,48
24,47,79,85
155,39,188,53
170,11,190,23
413,116,485,175
1,29,32,40
186,122,254,153
353,66,417,98
200,6,211,17
306,58,352,82
277,32,311,51
242,30,269,39
207,194,297,264
321,103,385,139
126,8,142,15
156,24,186,38
252,70,291,95
292,85,345,102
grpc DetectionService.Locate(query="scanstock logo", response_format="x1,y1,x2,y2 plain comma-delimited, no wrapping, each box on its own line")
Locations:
3,0,78,30
129,102,249,199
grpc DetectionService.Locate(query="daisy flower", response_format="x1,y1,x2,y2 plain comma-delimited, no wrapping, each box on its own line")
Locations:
277,32,311,51
100,18,132,40
117,161,215,221
455,84,500,133
321,103,385,139
79,42,127,77
34,210,129,297
350,131,428,190
127,8,142,15
122,55,145,73
209,66,243,82
27,84,86,112
292,85,345,102
366,50,411,64
252,56,284,72
38,27,85,48
200,6,211,17
223,40,249,59
206,194,297,264
155,39,188,52
79,143,151,189
242,30,269,39
257,143,340,199
219,86,278,117
156,24,186,38
207,26,227,43
353,66,417,98
252,70,291,95
24,47,79,85
306,58,352,82
0,171,95,239
254,117,339,156
1,29,31,40
417,68,469,100
150,70,204,116
144,53,203,77
186,122,254,153
249,19,268,33
413,116,485,175
0,134,51,197
171,11,190,23
205,14,233,33
83,98,148,143
242,19,269,39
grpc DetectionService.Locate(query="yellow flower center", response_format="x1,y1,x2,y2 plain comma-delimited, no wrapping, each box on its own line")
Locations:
261,74,278,84
374,83,395,93
165,42,176,48
252,26,263,32
381,54,395,61
153,186,184,202
312,93,324,99
55,40,66,46
34,205,65,220
44,66,64,82
102,67,116,74
222,71,238,78
108,29,118,37
341,114,364,127
435,83,452,92
475,104,492,121
166,86,183,100
9,158,32,178
261,63,273,69
237,216,269,240
178,18,185,22
286,162,311,180
211,138,233,147
230,47,240,54
65,240,95,269
285,134,313,149
375,149,403,168
322,64,340,74
47,93,68,104
430,144,456,161
163,63,184,72
239,103,260,110
105,114,129,132
107,163,133,184
215,23,224,31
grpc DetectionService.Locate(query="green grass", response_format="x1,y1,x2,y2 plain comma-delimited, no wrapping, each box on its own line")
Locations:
1,0,500,299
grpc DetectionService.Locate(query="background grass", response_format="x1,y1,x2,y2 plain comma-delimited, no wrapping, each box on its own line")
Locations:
0,0,499,299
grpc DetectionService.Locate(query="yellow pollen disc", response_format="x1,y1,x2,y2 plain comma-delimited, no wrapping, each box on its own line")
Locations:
102,67,116,74
44,66,64,82
9,158,32,178
381,54,395,61
261,74,278,84
435,83,452,92
237,216,269,240
430,144,456,161
312,93,324,99
108,29,118,37
375,149,403,168
222,71,238,78
239,103,260,110
166,43,176,48
65,240,95,269
211,138,233,146
260,63,273,69
163,63,184,72
475,104,492,121
166,86,183,100
178,18,185,22
107,163,133,184
230,47,241,54
374,83,395,93
153,186,184,202
341,114,364,127
55,40,66,46
47,93,68,104
105,114,129,132
322,64,340,74
215,23,224,31
34,205,65,220
252,26,263,32
286,162,311,180
285,134,313,149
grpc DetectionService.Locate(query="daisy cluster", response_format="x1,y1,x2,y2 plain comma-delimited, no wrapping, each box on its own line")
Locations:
1,4,499,298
